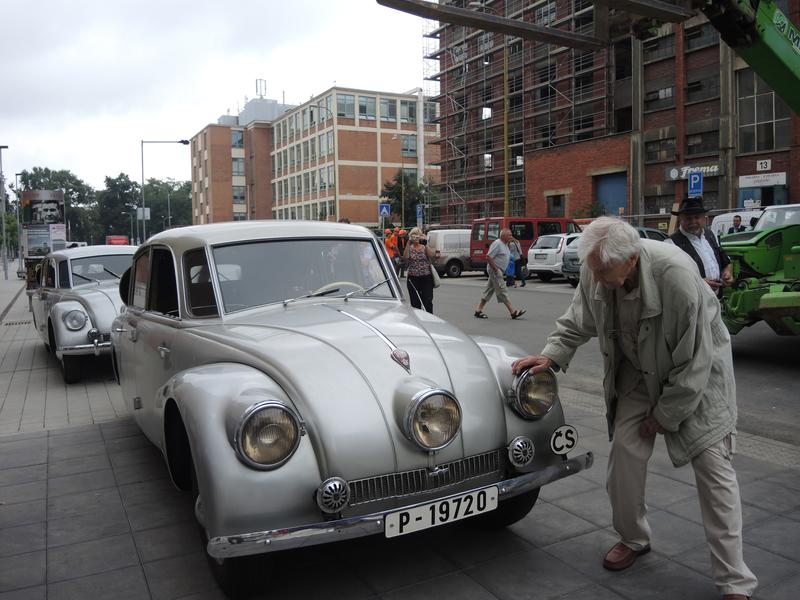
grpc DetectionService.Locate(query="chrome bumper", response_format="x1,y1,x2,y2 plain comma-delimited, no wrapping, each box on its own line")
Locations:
58,340,111,357
207,451,593,559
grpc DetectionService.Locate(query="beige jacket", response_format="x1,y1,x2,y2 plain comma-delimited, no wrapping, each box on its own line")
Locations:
541,240,737,466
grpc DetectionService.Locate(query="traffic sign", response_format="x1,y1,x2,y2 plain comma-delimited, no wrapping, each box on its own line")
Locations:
379,203,391,218
416,203,424,220
688,171,703,197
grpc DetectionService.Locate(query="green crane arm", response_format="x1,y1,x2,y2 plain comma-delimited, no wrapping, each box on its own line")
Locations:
703,0,800,113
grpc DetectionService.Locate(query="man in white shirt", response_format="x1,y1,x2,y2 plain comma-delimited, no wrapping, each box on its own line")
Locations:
473,228,526,319
666,197,733,295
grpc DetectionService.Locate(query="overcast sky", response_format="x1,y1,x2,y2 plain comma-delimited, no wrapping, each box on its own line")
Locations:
1,0,428,191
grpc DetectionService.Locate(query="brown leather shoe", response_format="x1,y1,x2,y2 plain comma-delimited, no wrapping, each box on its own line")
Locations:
602,542,651,571
721,595,750,600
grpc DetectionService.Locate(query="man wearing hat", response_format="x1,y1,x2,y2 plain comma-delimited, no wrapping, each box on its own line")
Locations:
667,197,733,295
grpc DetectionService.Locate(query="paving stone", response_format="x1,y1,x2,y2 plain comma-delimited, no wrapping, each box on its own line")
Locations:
548,488,613,528
47,468,116,498
120,478,182,508
0,480,46,504
46,428,103,448
549,584,627,600
745,516,800,562
0,444,47,470
99,419,140,441
46,454,111,478
0,522,46,557
424,520,532,568
46,487,123,521
0,464,47,487
539,472,599,502
509,500,600,547
48,424,100,438
0,551,45,592
758,572,800,600
47,441,106,462
46,565,150,600
663,494,773,528
112,460,169,486
740,479,800,514
604,559,715,599
646,510,707,556
730,455,788,485
0,499,45,529
0,586,46,600
125,496,195,532
170,591,227,600
143,551,220,600
467,547,593,600
575,454,608,486
763,470,800,493
110,446,163,469
133,521,204,563
644,471,698,509
381,572,496,600
105,435,151,454
46,533,139,583
47,506,130,548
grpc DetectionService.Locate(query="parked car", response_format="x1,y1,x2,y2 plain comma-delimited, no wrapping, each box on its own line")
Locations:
709,209,763,239
562,227,667,288
526,233,582,282
29,245,137,383
428,228,474,277
111,221,593,595
470,217,581,271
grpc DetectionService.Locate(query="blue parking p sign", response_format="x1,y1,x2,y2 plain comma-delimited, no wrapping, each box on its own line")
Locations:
688,171,703,197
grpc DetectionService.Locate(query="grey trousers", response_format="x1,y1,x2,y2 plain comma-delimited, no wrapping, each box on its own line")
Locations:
606,382,757,596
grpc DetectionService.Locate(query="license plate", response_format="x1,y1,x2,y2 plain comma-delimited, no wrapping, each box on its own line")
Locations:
384,486,498,538
534,253,547,259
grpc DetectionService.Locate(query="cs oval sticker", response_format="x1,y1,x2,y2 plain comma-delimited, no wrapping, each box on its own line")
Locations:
550,425,578,455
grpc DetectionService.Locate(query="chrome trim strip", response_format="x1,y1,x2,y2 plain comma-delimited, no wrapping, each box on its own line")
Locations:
206,451,593,558
59,341,111,356
333,308,397,351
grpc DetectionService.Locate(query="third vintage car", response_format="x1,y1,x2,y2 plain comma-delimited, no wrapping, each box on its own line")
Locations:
30,244,137,383
111,221,593,596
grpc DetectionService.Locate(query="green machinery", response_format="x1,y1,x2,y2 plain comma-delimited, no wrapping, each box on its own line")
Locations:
721,207,800,335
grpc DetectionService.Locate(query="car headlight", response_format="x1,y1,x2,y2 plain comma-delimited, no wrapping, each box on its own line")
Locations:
63,310,88,331
511,368,557,420
234,402,303,470
405,389,461,451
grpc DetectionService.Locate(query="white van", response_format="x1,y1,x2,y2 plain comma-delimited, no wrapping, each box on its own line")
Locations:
710,210,763,239
426,229,473,278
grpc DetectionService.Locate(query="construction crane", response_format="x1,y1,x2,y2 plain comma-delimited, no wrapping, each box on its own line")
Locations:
377,0,800,113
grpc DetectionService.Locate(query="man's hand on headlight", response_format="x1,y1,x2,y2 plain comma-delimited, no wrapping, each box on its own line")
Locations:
512,354,553,376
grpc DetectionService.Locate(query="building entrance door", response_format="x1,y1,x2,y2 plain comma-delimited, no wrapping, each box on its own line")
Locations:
595,172,628,215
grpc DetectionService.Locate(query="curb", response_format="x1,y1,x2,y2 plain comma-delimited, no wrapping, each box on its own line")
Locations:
0,283,26,324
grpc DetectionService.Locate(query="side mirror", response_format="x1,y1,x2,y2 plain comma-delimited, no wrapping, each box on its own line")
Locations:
119,267,131,306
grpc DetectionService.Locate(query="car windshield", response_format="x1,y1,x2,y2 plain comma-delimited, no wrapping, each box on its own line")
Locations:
211,238,394,312
70,254,133,285
533,236,562,250
754,206,800,231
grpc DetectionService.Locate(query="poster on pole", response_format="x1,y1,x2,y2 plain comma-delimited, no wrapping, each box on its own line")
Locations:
21,190,65,225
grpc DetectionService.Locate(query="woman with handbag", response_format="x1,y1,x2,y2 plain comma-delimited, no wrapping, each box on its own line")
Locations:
402,227,437,313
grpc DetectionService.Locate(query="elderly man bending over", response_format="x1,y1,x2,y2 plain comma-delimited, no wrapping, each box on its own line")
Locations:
512,217,756,600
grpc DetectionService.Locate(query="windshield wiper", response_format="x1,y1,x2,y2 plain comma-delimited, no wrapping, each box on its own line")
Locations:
282,287,341,307
344,278,392,301
103,267,121,278
72,271,99,283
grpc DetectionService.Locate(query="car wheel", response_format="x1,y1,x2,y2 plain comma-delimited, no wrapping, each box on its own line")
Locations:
60,354,81,384
568,278,579,288
191,460,272,598
537,273,554,282
470,488,539,528
445,260,462,278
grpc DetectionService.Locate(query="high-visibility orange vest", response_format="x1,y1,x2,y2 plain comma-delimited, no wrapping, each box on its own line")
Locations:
385,234,398,257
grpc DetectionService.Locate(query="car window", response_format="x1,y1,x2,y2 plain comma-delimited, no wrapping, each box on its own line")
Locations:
566,236,580,246
647,230,667,241
184,248,219,318
754,206,800,230
566,222,581,233
472,223,485,242
533,236,561,249
487,222,500,241
510,222,533,240
45,260,56,287
538,221,562,236
70,254,133,285
443,233,465,251
57,260,70,288
212,238,394,313
147,248,179,317
131,250,150,309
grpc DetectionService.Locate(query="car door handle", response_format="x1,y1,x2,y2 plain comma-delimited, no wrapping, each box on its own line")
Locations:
113,327,127,333
157,345,171,359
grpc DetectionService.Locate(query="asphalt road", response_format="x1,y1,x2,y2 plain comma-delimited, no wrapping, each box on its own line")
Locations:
429,273,800,447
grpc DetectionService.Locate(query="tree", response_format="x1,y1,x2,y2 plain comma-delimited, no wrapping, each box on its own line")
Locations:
18,167,94,209
380,170,440,228
142,178,192,235
97,174,140,243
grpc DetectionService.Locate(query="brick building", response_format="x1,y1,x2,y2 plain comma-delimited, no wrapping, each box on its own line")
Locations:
428,0,799,228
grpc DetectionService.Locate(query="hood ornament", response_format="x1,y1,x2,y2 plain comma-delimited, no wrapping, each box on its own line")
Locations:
391,349,411,372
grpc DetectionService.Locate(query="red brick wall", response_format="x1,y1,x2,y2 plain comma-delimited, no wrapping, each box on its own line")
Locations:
525,135,631,217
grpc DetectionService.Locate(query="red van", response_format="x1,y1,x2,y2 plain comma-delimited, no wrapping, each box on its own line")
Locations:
469,217,581,271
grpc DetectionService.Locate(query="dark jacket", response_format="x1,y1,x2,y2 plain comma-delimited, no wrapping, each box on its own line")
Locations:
728,225,746,234
669,227,730,279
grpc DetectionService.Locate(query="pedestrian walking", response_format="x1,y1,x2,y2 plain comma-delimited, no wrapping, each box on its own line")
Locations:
473,228,526,319
506,236,525,287
384,228,398,273
511,217,757,600
403,227,435,313
666,197,733,296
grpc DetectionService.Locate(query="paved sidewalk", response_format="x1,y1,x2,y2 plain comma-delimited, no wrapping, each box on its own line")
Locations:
0,275,798,599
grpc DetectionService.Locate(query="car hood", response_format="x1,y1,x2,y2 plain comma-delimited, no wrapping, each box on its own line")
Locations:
185,301,510,479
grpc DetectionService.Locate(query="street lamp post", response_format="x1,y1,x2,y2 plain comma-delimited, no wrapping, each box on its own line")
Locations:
166,189,172,228
121,211,134,243
141,139,189,242
0,146,8,280
14,173,22,275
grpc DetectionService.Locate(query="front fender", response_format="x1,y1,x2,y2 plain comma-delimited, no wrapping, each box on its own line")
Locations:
49,300,95,356
164,363,324,539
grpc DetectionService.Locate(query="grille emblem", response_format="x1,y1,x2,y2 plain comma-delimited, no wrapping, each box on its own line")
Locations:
391,349,411,372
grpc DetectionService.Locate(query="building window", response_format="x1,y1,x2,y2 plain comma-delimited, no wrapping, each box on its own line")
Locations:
737,68,791,152
319,133,328,156
644,194,674,214
231,130,244,149
424,101,438,123
643,34,675,63
685,23,718,51
573,49,594,72
687,75,720,103
645,138,675,162
483,153,493,170
380,98,397,121
302,108,310,130
232,158,244,176
686,131,718,156
547,195,565,217
644,86,675,111
337,93,355,118
401,134,417,157
320,167,328,190
359,96,376,120
327,131,334,155
303,173,310,195
400,100,417,123
232,186,246,204
535,1,556,25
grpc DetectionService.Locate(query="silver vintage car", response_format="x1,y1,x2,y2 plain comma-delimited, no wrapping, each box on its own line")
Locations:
30,245,137,383
111,221,592,596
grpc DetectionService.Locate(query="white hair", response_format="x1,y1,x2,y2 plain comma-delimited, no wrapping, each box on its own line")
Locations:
577,217,642,266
